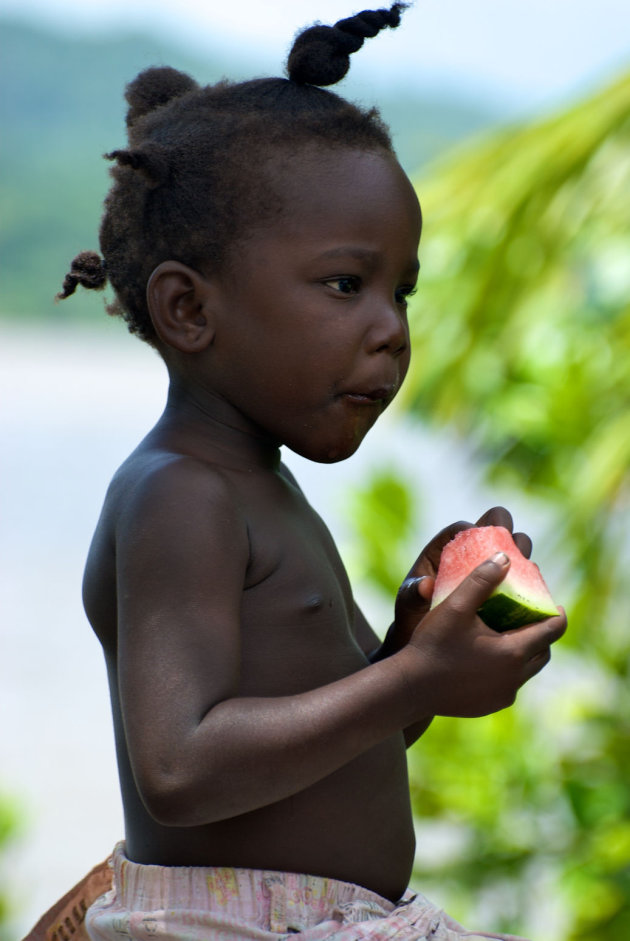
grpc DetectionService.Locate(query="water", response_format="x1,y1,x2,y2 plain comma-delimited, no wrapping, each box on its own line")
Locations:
0,321,519,936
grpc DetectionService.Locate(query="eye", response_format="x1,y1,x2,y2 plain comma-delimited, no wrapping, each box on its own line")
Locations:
324,276,361,296
395,285,417,306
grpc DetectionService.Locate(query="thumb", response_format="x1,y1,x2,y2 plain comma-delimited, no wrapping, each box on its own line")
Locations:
444,552,511,615
396,574,434,616
397,574,434,606
393,575,434,641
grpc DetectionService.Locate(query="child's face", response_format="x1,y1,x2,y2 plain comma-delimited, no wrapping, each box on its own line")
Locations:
206,145,421,463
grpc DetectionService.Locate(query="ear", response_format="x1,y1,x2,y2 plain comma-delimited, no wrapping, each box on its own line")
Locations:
147,261,217,353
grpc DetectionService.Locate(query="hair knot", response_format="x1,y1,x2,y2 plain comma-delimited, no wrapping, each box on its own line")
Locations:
287,4,409,86
125,66,198,128
56,251,107,301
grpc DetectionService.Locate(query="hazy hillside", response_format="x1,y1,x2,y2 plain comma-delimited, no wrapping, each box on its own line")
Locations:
1,19,504,323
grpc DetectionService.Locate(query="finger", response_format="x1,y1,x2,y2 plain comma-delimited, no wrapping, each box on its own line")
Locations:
475,508,533,559
520,615,565,680
522,646,552,681
444,552,511,615
417,576,435,601
396,576,433,614
507,607,568,651
475,506,513,531
536,607,568,645
507,609,567,684
512,531,532,559
412,520,472,576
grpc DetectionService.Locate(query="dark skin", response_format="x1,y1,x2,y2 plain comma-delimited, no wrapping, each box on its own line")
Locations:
82,146,566,903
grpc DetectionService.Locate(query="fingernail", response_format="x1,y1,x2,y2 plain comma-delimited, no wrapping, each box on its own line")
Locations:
407,576,427,593
490,551,509,565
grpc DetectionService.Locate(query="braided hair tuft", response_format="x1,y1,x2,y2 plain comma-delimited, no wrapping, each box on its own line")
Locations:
104,143,171,189
287,4,408,86
57,251,107,300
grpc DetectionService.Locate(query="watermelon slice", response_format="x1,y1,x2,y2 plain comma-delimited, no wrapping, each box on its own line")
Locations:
431,525,558,632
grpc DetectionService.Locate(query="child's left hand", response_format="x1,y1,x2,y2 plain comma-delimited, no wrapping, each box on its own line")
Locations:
378,506,532,659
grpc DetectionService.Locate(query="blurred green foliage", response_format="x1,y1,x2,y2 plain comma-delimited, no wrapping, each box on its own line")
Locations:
347,469,417,597
0,794,23,941
350,71,630,938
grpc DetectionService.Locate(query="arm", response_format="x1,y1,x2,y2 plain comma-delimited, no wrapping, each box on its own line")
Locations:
352,603,433,747
117,470,565,827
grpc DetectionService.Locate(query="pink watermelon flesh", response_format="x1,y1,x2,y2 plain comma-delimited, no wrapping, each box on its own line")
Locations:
431,525,558,632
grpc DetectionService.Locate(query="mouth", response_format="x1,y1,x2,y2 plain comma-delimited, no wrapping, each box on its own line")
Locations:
337,385,396,406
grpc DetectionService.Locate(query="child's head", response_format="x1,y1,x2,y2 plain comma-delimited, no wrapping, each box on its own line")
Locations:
58,5,410,347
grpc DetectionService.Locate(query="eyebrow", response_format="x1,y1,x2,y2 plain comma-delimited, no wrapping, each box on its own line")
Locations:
315,247,420,274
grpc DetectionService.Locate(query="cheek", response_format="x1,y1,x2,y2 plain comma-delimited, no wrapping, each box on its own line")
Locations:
397,345,411,390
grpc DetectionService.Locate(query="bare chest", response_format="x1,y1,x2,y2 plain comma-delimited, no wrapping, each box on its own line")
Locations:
236,471,367,695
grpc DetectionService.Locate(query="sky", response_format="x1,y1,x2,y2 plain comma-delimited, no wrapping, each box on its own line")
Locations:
2,0,630,116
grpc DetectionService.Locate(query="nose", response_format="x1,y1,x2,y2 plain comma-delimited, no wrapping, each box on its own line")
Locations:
366,300,409,357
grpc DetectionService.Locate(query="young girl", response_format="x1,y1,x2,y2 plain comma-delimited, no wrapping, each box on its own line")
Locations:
34,5,565,940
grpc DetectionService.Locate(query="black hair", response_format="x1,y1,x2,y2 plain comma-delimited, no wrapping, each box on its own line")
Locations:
58,4,409,346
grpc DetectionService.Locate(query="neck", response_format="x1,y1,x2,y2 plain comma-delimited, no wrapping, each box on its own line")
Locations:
152,376,281,472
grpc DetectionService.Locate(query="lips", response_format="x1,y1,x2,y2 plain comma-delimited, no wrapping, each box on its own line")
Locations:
337,384,397,406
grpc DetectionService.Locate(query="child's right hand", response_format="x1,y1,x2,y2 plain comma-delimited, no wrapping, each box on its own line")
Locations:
402,552,567,718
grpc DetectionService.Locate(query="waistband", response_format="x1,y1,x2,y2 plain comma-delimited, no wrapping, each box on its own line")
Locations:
109,842,395,930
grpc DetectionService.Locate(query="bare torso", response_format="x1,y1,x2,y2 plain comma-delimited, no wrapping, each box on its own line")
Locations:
83,426,415,902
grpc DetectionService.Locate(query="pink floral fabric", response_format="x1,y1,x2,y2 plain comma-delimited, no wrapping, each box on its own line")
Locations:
85,843,529,941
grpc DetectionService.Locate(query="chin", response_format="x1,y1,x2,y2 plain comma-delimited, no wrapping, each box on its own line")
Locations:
289,435,367,465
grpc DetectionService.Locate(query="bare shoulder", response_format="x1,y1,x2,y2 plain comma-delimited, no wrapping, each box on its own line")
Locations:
114,447,250,596
83,445,250,647
111,445,246,528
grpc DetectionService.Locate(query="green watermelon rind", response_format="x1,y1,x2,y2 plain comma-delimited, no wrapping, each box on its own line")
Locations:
478,586,558,632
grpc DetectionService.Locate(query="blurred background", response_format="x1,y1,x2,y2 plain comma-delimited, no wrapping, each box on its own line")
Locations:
1,1,629,938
